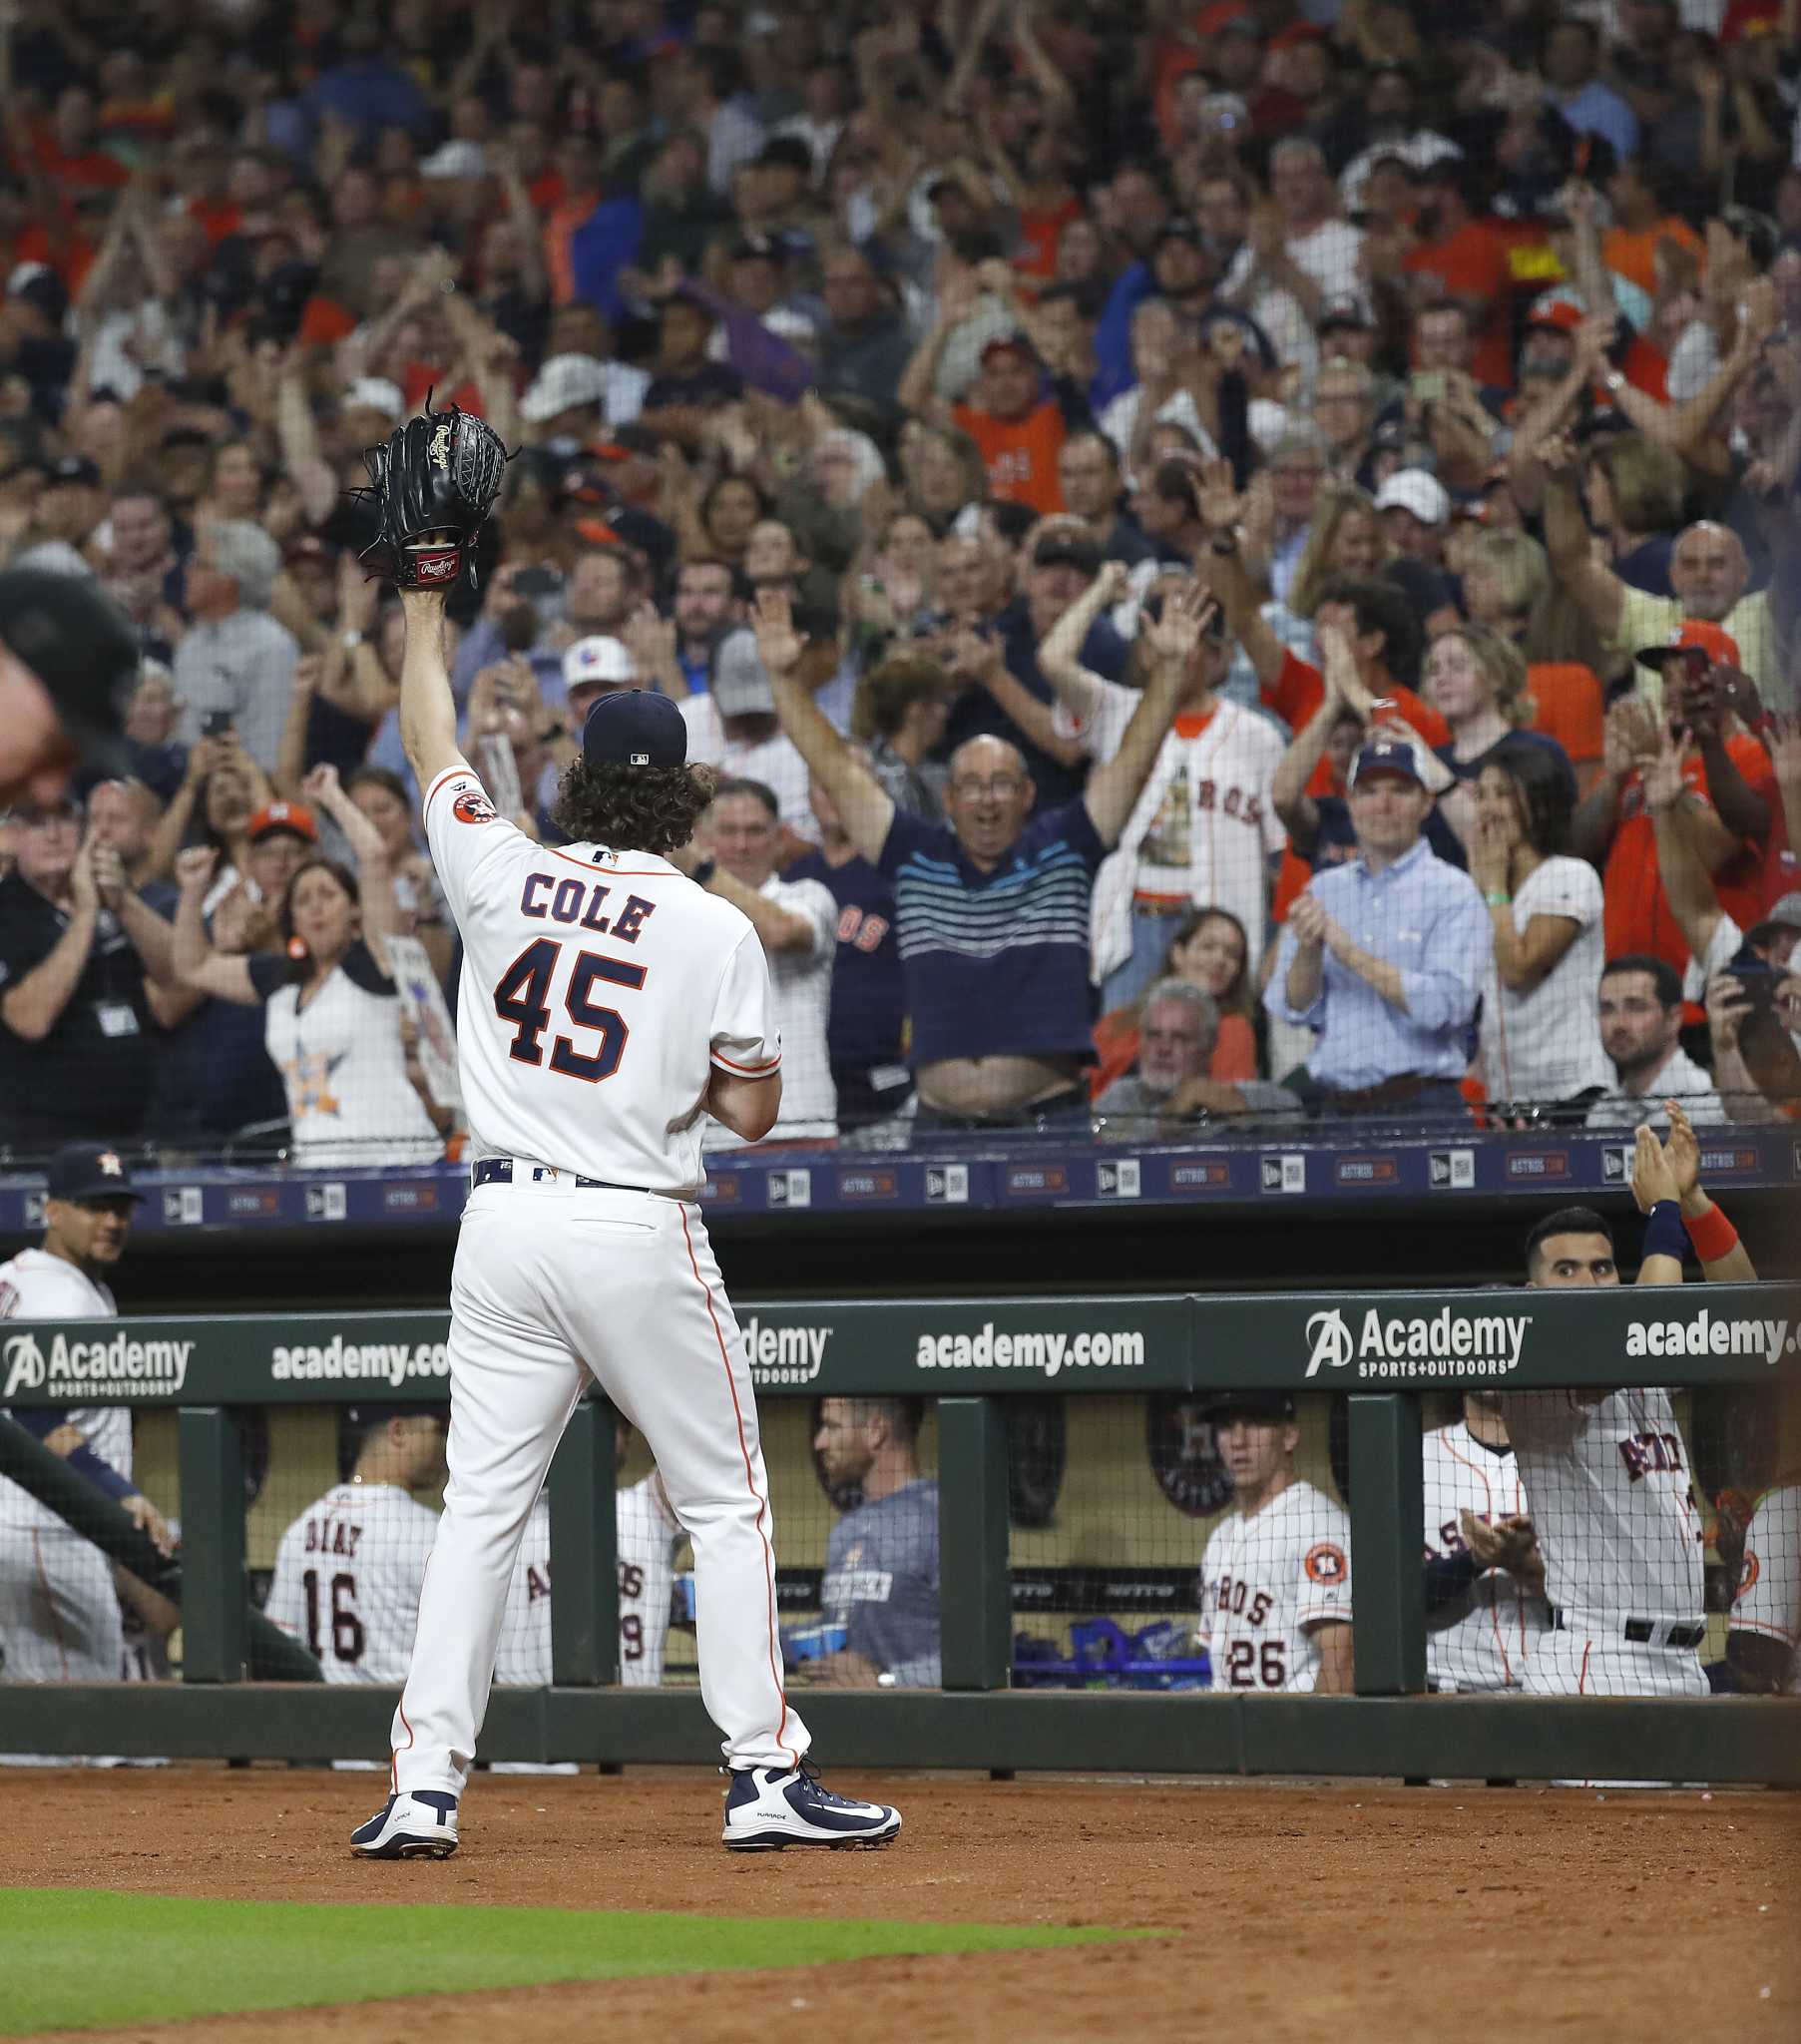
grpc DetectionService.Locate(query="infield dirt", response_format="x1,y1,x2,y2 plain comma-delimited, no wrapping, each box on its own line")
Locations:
6,1766,1798,2042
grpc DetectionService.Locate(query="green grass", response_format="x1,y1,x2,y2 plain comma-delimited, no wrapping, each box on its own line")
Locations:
0,1888,1142,2035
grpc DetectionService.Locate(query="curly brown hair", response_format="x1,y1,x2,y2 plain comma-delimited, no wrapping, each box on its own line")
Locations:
550,760,719,856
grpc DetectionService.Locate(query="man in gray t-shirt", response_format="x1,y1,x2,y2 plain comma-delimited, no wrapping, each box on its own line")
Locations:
809,1398,941,1688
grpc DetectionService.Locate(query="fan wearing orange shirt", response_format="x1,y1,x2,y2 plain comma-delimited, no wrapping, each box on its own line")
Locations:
1403,160,1516,393
900,309,1081,517
1572,622,1777,977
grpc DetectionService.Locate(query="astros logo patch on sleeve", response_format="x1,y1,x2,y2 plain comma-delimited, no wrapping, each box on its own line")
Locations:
453,785,497,826
1304,1541,1348,1585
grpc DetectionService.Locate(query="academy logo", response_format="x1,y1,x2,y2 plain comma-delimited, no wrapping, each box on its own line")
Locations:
3,1328,194,1399
743,1317,832,1385
1623,1310,1791,1365
1304,1306,1532,1380
269,1334,449,1386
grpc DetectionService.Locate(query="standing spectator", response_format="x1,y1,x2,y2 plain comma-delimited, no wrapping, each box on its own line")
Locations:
803,1397,940,1690
1469,739,1612,1121
1585,955,1727,1128
263,1404,450,1685
1543,22,1640,163
757,583,1196,1135
787,780,910,1138
1057,430,1154,568
1423,1390,1550,1695
814,242,914,419
903,316,1081,516
1372,469,1451,571
1266,736,1491,1121
670,558,742,697
850,655,951,823
172,521,300,775
1026,562,1284,1003
172,768,444,1170
1402,162,1516,392
673,776,836,1147
679,629,816,846
1423,624,1576,830
1196,1391,1353,1696
0,792,180,1147
1573,626,1776,976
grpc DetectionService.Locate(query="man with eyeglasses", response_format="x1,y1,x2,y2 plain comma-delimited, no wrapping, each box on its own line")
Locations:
751,585,1199,1137
0,788,182,1148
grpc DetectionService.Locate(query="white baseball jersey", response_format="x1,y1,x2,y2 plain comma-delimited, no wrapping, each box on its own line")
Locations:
1501,1388,1704,1624
702,873,835,1147
1732,1484,1800,1690
0,1249,129,1533
423,764,781,1192
495,1473,682,1686
1422,1418,1551,1693
263,1481,441,1685
1060,681,1285,981
1196,1478,1352,1694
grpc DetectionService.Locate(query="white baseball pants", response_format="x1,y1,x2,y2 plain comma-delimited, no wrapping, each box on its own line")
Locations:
389,1181,809,1796
0,1525,123,1681
1523,1623,1709,1699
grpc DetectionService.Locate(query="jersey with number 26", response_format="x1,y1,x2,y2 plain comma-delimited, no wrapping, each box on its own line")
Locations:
424,766,780,1196
1197,1479,1352,1693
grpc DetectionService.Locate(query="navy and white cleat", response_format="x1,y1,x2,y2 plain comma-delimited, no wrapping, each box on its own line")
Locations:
721,1760,902,1851
350,1790,460,1859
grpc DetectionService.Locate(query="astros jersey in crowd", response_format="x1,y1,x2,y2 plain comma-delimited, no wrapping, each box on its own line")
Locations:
1197,1480,1352,1694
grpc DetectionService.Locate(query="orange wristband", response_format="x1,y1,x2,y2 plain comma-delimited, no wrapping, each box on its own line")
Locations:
1683,1202,1738,1264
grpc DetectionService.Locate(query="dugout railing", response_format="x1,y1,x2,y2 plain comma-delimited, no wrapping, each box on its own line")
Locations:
2,1285,1797,1784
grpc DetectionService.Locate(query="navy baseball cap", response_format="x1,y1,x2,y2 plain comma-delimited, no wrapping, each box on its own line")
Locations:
1349,737,1425,788
582,689,687,769
0,568,139,779
45,1144,144,1205
1202,1390,1295,1421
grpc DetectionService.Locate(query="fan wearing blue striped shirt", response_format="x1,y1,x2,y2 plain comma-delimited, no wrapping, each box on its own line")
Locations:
752,585,1198,1135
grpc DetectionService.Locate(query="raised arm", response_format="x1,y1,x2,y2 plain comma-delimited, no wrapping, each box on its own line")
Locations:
1193,460,1288,689
1037,559,1127,723
1271,643,1348,838
1664,1101,1759,1280
1538,434,1626,644
1629,1121,1687,1285
275,352,339,527
171,849,259,1005
754,589,895,863
1644,724,1726,968
305,763,399,971
398,587,471,793
1082,585,1198,847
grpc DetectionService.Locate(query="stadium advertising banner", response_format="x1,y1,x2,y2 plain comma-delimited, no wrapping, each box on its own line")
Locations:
3,1287,1798,1405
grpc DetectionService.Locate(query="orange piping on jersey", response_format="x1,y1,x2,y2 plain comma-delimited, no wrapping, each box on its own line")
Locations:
1443,1431,1520,1689
1729,1616,1799,1645
710,1050,782,1078
422,765,474,821
679,1204,799,1773
32,1531,69,1678
1577,1641,1591,1696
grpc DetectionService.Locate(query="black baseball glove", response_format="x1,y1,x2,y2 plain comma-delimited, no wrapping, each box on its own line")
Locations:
354,396,508,591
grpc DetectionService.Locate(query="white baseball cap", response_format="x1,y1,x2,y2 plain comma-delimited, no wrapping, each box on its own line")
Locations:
1373,468,1451,527
420,140,488,181
563,635,636,691
520,353,611,424
342,376,405,422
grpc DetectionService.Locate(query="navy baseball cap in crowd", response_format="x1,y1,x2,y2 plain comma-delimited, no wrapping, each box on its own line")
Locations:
45,1144,144,1205
1349,737,1425,788
582,688,687,769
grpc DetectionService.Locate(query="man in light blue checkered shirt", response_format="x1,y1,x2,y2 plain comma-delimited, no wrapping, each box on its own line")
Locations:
1266,735,1491,1121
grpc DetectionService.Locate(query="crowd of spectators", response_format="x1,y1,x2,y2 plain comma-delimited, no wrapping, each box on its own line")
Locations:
2,0,1801,1164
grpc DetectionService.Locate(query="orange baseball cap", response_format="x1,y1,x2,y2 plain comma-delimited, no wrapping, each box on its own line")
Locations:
247,800,319,843
1633,619,1742,672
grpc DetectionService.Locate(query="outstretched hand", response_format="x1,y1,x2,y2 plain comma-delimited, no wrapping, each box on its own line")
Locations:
750,588,803,678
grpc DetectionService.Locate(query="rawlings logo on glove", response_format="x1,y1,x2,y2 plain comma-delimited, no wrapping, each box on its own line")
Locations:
353,395,509,592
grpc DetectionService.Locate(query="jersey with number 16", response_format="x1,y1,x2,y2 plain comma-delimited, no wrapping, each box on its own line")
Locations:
423,766,781,1194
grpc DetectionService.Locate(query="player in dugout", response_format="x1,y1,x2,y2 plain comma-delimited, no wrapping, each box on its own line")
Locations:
1491,1103,1758,1699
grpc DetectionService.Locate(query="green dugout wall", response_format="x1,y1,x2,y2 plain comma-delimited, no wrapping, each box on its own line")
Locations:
2,1284,1797,1782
